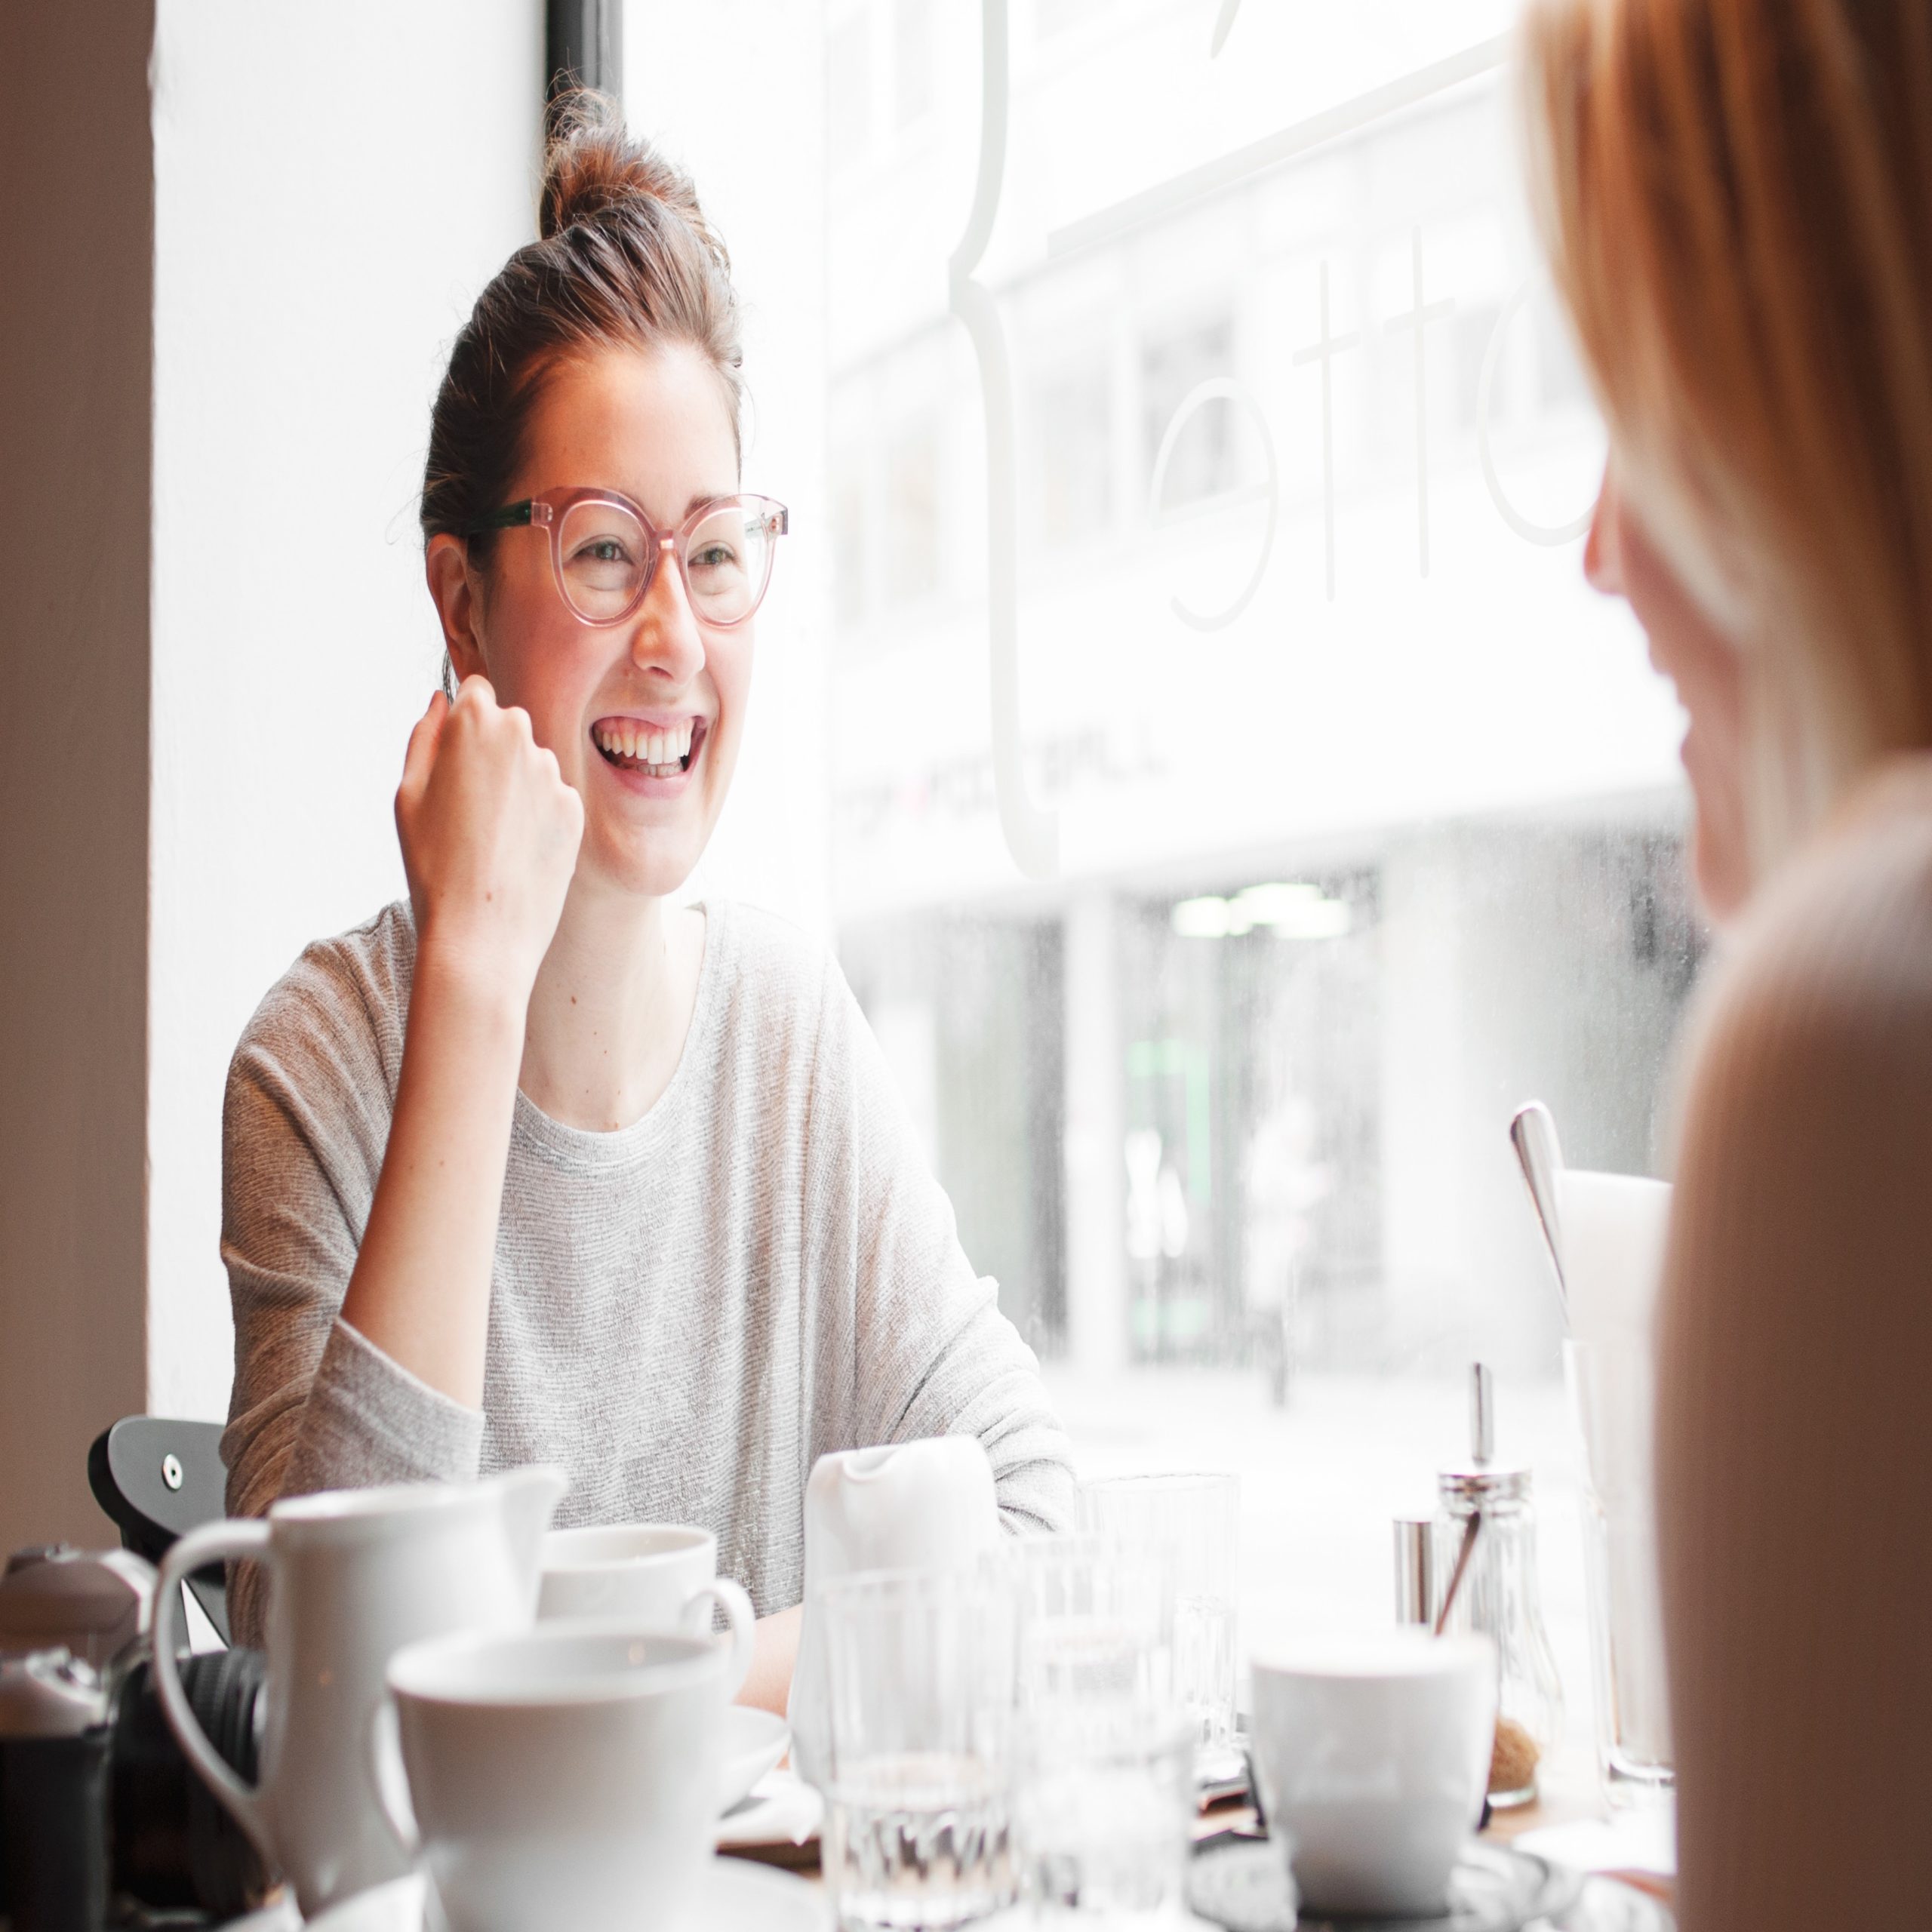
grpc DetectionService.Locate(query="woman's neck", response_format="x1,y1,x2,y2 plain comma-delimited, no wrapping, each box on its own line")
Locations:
515,878,706,1133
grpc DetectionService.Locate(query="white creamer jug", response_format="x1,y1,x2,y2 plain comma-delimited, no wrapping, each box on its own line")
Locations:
150,1466,566,1918
787,1437,998,1788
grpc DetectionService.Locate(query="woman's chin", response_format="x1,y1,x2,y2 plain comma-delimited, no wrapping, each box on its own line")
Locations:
579,831,703,904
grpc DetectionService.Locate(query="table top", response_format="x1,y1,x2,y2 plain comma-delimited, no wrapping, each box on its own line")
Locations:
723,1743,1678,1915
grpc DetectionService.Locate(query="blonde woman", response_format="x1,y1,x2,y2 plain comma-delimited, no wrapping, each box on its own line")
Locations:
1523,2,1932,1923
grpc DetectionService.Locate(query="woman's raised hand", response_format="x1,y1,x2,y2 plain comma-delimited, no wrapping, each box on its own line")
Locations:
341,678,583,1407
395,678,585,1007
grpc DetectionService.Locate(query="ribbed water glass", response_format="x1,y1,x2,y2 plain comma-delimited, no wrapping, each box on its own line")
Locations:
1007,1536,1194,1924
1075,1472,1241,1786
820,1567,1017,1932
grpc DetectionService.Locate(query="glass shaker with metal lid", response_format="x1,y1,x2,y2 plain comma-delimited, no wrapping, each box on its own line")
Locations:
1435,1363,1565,1807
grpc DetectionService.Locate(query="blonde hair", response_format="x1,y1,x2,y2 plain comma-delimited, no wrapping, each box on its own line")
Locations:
1521,0,1932,873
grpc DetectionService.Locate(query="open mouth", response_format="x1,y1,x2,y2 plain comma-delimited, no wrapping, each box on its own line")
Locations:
591,716,704,779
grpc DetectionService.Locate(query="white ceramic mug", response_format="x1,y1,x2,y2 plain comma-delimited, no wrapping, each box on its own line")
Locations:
374,1625,728,1932
537,1524,755,1697
1249,1631,1496,1918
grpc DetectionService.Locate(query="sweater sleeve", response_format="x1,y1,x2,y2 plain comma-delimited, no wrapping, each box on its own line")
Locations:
220,931,483,1640
1656,811,1932,1932
813,952,1075,1537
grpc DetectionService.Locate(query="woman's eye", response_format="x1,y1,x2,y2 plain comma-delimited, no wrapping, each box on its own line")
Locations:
579,538,632,565
691,543,741,571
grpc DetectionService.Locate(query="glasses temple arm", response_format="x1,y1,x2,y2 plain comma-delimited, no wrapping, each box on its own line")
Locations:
467,500,538,534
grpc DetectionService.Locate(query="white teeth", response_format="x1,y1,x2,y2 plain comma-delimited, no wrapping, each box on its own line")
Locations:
595,720,697,767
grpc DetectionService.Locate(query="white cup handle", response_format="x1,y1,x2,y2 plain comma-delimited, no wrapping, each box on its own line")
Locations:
691,1577,757,1700
368,1696,423,1858
151,1519,276,1865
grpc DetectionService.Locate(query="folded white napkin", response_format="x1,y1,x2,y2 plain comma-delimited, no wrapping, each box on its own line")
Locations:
715,1767,823,1850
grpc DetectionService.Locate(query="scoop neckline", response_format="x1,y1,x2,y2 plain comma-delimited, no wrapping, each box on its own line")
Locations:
508,900,724,1171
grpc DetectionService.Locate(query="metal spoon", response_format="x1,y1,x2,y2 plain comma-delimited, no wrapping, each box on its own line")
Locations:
1432,1363,1493,1635
1432,1513,1482,1636
1509,1101,1569,1326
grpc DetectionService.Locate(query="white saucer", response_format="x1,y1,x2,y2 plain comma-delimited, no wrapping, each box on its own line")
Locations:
305,1860,826,1931
1189,1841,1589,1932
697,1856,828,1928
718,1703,790,1814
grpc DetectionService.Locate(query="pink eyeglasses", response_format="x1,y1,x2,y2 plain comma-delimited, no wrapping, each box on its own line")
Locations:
470,488,788,629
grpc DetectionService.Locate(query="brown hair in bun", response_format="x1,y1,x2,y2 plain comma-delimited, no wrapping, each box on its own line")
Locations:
420,89,743,562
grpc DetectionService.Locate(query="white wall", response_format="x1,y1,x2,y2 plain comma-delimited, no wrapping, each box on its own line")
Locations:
147,2,543,1418
145,3,834,1422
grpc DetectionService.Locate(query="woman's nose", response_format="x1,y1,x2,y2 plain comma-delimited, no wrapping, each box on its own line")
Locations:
629,541,706,683
1583,460,1624,597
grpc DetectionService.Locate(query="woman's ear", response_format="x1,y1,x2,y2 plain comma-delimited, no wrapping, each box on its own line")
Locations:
426,534,488,682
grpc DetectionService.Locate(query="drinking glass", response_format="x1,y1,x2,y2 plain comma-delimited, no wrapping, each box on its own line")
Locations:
1006,1537,1194,1924
1565,1336,1675,1807
1075,1473,1241,1786
1007,1534,1169,1708
820,1568,1017,1931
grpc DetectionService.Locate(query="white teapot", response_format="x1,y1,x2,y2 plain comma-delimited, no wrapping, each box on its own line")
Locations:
788,1437,998,1788
150,1467,565,1918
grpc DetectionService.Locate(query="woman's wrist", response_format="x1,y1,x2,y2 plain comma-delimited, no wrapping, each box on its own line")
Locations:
412,928,537,1049
343,929,529,1411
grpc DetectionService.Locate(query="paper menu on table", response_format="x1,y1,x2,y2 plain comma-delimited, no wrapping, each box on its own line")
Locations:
1556,1168,1672,1345
1557,1167,1675,1774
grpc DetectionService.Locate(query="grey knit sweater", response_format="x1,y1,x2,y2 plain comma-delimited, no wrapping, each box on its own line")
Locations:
220,899,1073,1641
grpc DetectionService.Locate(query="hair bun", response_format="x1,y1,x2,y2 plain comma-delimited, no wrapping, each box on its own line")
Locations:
538,89,723,270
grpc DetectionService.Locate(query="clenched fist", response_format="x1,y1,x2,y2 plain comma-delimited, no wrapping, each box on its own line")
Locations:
395,677,585,1006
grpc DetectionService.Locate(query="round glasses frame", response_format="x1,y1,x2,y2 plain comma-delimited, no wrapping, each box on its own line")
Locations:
468,488,789,629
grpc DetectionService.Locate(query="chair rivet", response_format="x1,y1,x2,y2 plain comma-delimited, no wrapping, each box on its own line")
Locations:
162,1454,183,1491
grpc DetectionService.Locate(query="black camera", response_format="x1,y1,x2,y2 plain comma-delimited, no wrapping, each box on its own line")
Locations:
0,1546,272,1932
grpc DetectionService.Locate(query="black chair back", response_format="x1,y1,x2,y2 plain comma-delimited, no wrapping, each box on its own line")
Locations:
88,1417,231,1644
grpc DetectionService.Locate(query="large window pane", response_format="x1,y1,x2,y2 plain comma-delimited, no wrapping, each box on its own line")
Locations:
812,0,1701,1734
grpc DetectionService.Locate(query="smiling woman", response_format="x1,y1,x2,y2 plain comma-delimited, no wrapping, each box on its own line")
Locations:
217,93,1072,1707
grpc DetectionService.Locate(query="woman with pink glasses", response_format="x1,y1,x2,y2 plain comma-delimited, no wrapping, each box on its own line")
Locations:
217,95,1071,1706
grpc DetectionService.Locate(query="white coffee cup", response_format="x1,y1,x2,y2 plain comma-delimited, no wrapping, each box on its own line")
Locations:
374,1625,728,1932
539,1524,755,1697
1249,1630,1496,1917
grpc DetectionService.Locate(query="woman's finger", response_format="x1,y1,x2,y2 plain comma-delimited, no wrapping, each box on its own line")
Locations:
451,672,497,715
398,690,450,801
